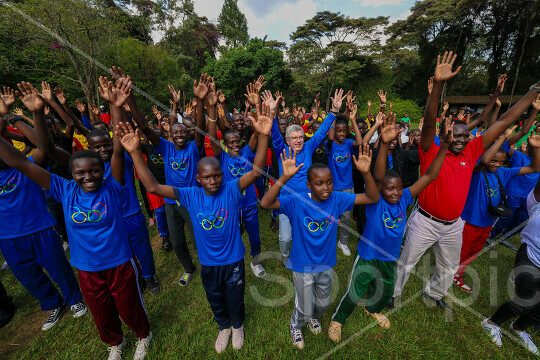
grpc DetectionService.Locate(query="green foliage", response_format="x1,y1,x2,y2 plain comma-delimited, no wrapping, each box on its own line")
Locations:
203,38,292,107
217,0,249,48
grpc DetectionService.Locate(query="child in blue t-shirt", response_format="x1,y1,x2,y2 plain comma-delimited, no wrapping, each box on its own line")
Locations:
0,81,152,358
327,115,362,256
117,99,273,353
455,128,540,292
328,115,451,343
260,143,380,350
208,106,266,277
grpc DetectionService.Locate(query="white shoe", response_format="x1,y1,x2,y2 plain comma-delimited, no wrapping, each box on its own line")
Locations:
481,318,502,346
215,328,231,353
250,261,266,278
290,325,304,349
511,322,540,355
307,318,322,334
338,242,351,256
107,338,126,360
1,261,8,270
231,326,244,350
71,302,88,318
63,243,70,253
133,331,152,360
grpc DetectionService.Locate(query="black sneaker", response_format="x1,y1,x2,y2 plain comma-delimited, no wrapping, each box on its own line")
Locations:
423,292,455,313
499,239,519,251
0,298,16,329
161,236,172,251
145,276,161,295
42,303,68,330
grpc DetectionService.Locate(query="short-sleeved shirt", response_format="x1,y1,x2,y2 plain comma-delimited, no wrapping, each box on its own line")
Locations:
278,191,356,273
271,113,335,195
461,167,522,228
0,165,56,239
173,180,245,266
521,190,540,267
47,174,132,271
328,139,357,190
220,147,257,208
502,141,540,198
104,153,141,217
401,117,410,123
155,138,200,205
418,136,484,221
141,144,166,184
358,188,413,262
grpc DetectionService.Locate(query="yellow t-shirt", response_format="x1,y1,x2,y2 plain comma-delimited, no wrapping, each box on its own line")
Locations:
73,133,88,149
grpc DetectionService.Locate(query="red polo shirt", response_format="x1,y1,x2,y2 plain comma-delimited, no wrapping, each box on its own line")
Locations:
418,136,484,221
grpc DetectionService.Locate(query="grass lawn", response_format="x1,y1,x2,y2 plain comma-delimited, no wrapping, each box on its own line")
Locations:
0,204,536,359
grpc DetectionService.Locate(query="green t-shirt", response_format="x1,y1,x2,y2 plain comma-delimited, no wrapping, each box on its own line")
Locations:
401,117,410,123
516,125,536,147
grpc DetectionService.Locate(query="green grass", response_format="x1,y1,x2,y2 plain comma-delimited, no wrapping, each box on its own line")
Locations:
0,206,536,359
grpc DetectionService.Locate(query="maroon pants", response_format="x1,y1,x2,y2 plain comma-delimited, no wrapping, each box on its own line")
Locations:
457,222,492,275
78,258,150,346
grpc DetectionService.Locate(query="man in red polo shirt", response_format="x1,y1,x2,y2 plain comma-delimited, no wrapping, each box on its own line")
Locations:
392,51,540,312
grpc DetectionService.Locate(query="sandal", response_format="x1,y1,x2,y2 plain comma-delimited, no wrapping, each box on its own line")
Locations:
364,308,390,329
178,272,195,286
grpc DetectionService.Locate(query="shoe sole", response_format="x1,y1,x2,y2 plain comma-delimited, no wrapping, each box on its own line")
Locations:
42,306,68,331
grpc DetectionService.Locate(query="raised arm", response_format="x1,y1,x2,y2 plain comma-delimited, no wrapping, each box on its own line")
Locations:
117,122,175,199
310,89,345,148
352,143,380,205
518,130,540,176
507,95,540,146
194,74,210,151
422,51,462,152
409,117,452,197
260,148,303,210
206,80,222,159
46,86,75,140
363,112,383,144
481,79,540,150
238,103,272,191
374,113,404,191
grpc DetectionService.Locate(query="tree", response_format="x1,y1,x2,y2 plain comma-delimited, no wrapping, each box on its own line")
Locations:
203,38,292,107
217,0,249,48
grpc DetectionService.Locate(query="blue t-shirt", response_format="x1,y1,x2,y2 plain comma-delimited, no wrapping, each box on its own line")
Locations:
278,191,356,273
461,167,522,227
388,154,394,169
434,136,441,146
357,188,413,262
328,139,357,190
104,153,141,217
47,174,132,271
271,113,335,195
502,141,540,198
220,146,257,208
174,180,246,266
155,138,200,204
0,165,56,239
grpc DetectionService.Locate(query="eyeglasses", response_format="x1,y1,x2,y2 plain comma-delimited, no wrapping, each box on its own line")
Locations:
287,136,304,141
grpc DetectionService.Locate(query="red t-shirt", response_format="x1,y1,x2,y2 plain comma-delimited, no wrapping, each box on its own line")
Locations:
418,136,484,221
204,131,222,157
99,113,111,125
2,126,22,145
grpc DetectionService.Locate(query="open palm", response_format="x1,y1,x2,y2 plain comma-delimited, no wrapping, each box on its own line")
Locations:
17,82,44,112
434,51,462,82
280,148,303,178
1,87,15,107
117,122,141,153
353,144,372,173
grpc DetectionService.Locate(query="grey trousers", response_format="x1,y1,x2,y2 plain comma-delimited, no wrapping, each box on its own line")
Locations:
290,268,334,330
338,187,354,245
393,207,463,300
279,213,292,257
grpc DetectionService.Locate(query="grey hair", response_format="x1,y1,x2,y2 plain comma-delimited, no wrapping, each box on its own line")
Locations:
285,124,304,139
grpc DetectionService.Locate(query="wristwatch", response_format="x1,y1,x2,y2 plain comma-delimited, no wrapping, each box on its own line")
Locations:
530,84,540,93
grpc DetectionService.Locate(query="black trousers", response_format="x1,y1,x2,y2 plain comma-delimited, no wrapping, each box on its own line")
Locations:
491,244,540,330
165,203,196,273
0,278,16,328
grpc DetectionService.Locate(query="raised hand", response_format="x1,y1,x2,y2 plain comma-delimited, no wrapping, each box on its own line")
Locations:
90,104,100,115
1,87,15,107
314,92,320,107
53,87,67,105
457,109,465,121
495,74,507,94
434,51,462,82
217,103,225,118
250,102,273,136
40,81,54,102
205,78,218,106
74,99,86,113
374,111,385,128
244,82,260,105
254,75,266,92
443,116,453,144
168,85,181,104
443,101,449,112
193,73,210,100
377,90,387,104
44,105,50,116
330,88,347,112
216,90,225,103
495,97,502,108
349,103,358,120
184,103,193,116
380,113,404,143
504,125,517,139
98,77,132,107
528,128,540,149
292,104,299,118
387,103,393,112
123,104,131,113
353,143,372,173
116,121,142,153
428,76,434,95
16,81,45,112
367,100,372,107
13,107,23,116
532,94,540,111
419,117,424,131
280,147,303,178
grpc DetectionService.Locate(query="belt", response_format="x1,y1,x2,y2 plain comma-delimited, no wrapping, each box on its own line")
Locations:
417,207,458,226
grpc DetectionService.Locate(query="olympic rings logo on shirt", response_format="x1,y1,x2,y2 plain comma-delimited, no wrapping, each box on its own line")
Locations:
0,177,20,195
487,186,500,198
382,211,404,229
316,147,326,155
197,209,228,230
171,158,189,170
150,154,164,164
304,216,335,232
70,203,108,224
228,164,247,177
333,152,351,163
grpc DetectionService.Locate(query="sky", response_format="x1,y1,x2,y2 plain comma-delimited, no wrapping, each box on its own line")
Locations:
153,0,416,45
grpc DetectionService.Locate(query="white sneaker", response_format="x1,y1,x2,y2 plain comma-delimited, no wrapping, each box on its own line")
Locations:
133,331,152,360
231,326,244,350
290,325,304,349
250,261,266,278
70,302,87,318
307,318,322,335
107,338,126,360
338,242,351,256
511,322,540,355
481,318,502,346
215,328,231,353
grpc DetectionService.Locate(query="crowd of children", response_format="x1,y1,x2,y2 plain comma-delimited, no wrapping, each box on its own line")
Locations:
1,51,540,358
